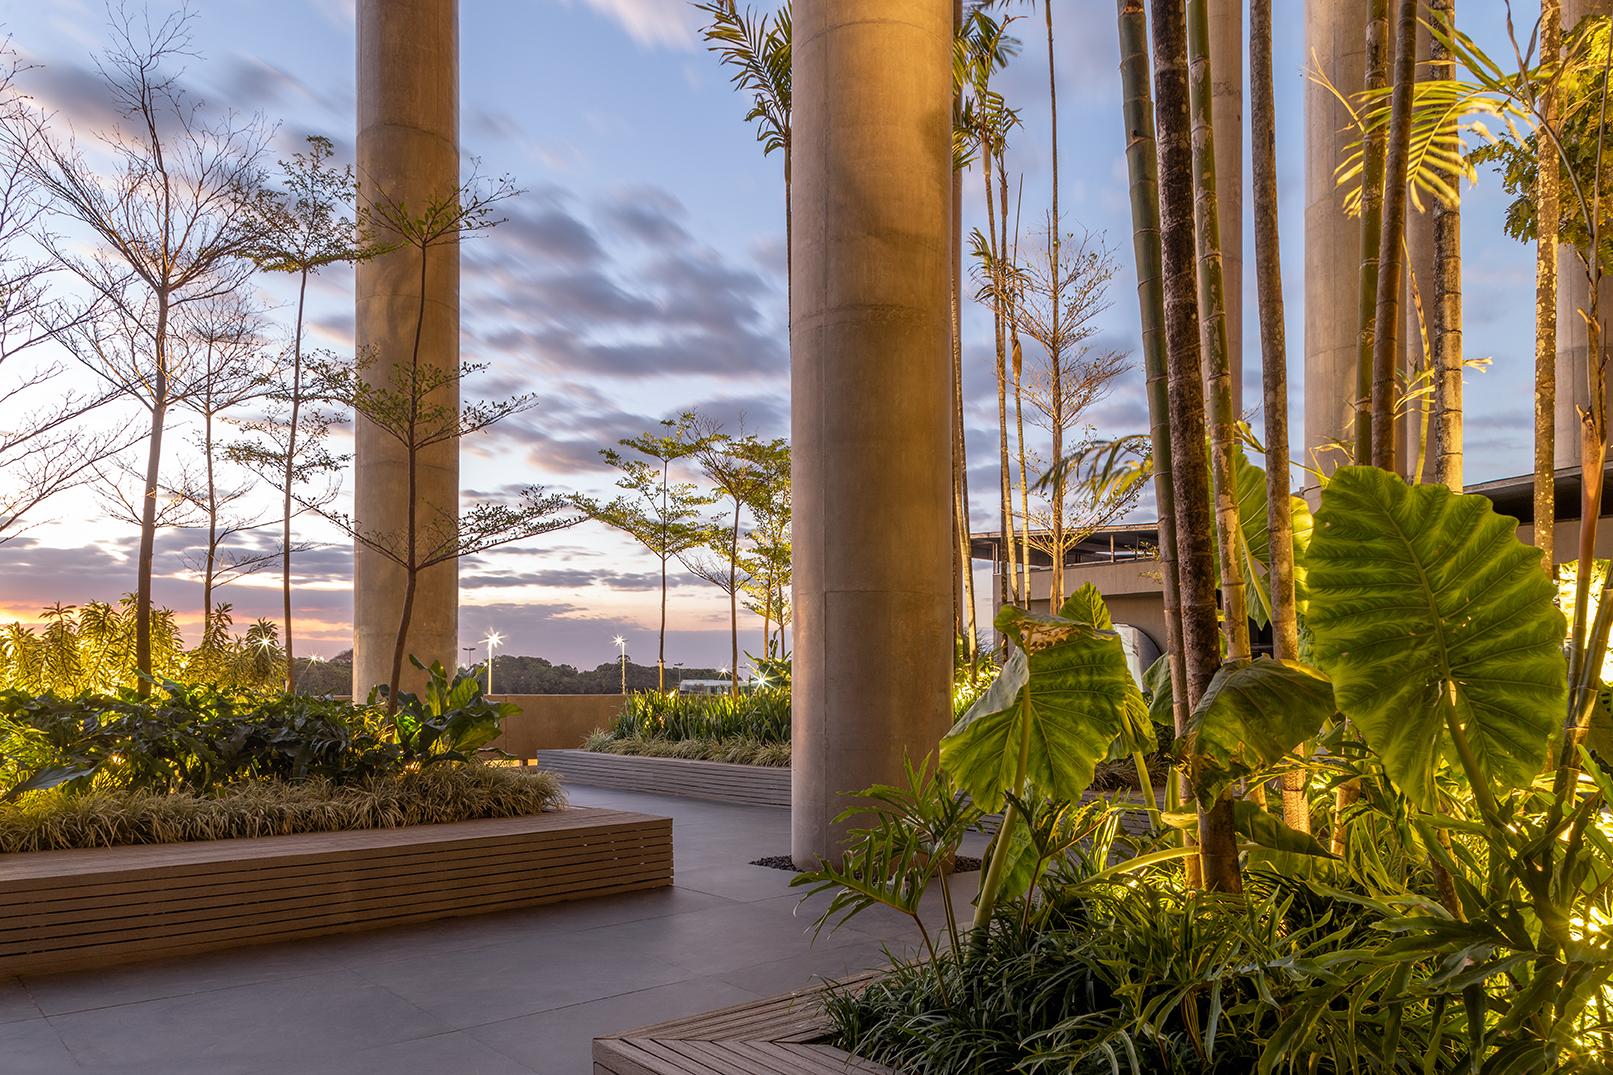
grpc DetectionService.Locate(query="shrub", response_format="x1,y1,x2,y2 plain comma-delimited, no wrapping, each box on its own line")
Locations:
584,733,789,767
611,687,790,743
0,765,563,853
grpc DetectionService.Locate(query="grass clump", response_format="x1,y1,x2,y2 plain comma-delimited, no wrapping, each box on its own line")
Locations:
0,763,563,853
583,730,789,767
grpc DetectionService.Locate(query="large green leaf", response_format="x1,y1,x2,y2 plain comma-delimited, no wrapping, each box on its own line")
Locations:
1304,467,1567,808
1177,657,1335,806
1063,584,1155,758
1232,449,1315,629
941,605,1133,813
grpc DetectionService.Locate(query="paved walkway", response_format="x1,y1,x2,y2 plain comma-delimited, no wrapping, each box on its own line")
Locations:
0,786,980,1075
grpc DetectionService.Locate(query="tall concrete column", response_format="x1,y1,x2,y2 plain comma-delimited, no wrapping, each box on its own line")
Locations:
1555,0,1613,471
1304,0,1368,474
1209,2,1243,415
353,0,460,696
791,0,954,866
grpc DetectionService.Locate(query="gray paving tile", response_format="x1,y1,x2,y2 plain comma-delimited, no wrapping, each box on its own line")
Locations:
712,935,896,997
0,1016,79,1074
243,1030,536,1075
353,928,691,1026
47,969,448,1071
466,976,763,1075
0,976,42,1025
673,860,800,902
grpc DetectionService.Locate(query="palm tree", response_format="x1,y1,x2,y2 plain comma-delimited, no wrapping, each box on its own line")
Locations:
1354,0,1392,460
1151,0,1239,894
1431,0,1464,492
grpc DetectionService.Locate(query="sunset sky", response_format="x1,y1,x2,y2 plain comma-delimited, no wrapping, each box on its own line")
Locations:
0,0,1544,670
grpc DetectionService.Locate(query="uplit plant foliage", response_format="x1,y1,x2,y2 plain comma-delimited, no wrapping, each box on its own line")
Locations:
608,686,792,744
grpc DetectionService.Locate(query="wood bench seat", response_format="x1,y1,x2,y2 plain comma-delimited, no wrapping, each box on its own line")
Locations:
0,806,671,976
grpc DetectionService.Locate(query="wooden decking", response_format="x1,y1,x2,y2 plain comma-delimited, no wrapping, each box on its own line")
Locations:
538,749,790,808
0,806,671,976
594,972,897,1074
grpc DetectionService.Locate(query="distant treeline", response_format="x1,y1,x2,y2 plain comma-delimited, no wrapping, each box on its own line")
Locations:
293,653,724,697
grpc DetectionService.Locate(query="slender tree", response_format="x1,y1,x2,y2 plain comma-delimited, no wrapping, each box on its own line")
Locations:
1355,0,1392,459
1186,0,1250,661
249,135,375,689
1537,0,1563,571
1151,0,1239,893
739,438,791,659
1115,0,1189,782
1250,0,1307,832
685,416,770,695
10,8,271,692
1370,0,1420,471
1431,0,1464,492
583,416,713,691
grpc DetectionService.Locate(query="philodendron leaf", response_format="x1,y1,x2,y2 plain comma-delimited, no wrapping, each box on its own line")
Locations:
1232,448,1315,630
941,605,1133,813
1232,800,1334,858
1059,583,1112,629
1062,583,1156,759
1144,653,1174,730
1305,466,1566,809
1178,657,1335,806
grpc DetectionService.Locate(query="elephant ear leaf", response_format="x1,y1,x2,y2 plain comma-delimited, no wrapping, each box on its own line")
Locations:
1144,653,1175,730
1304,467,1566,809
1059,583,1112,630
1177,657,1334,806
1232,449,1315,630
941,606,1133,813
1060,585,1153,759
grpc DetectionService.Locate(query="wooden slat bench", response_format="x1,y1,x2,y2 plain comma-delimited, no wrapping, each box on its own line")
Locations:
0,806,671,976
538,749,790,808
593,971,899,1074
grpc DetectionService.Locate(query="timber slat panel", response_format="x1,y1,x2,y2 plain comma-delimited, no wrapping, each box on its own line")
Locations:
0,807,671,976
537,750,789,808
593,972,901,1075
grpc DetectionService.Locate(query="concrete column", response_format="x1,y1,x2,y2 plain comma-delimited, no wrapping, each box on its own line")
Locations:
791,0,954,866
1209,1,1243,415
1303,0,1368,474
353,0,460,697
1555,0,1613,470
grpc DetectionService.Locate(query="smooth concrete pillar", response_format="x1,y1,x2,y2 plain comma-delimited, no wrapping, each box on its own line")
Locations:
1209,1,1243,415
1555,0,1613,470
1303,0,1368,475
353,0,460,696
790,0,954,866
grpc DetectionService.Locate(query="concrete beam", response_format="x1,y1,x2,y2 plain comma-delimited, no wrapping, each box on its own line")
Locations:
353,0,460,697
790,0,955,865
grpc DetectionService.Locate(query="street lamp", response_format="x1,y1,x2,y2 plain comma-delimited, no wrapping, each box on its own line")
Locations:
482,630,503,695
613,635,628,695
461,645,477,674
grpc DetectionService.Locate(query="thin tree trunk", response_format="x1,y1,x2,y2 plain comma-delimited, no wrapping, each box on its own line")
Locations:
659,461,669,691
1354,0,1391,459
1431,0,1464,493
134,295,171,696
1151,0,1240,894
1536,0,1561,573
1250,0,1307,832
1044,0,1064,610
203,408,217,631
729,499,741,695
284,269,308,690
1187,0,1250,662
983,137,1013,624
1004,165,1033,604
1370,0,1418,472
996,156,1022,612
1117,0,1188,806
387,566,417,711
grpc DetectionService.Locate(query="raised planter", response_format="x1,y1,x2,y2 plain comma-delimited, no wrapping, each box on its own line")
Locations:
0,806,671,976
594,971,896,1074
487,694,626,759
538,748,789,808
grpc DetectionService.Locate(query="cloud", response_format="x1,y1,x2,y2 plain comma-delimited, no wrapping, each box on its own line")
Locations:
573,0,700,49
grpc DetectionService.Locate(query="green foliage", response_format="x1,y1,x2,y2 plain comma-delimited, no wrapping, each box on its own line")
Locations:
0,765,561,854
1177,658,1335,807
0,665,515,804
941,602,1134,814
582,733,790,768
1306,467,1566,808
609,686,790,744
1230,448,1315,629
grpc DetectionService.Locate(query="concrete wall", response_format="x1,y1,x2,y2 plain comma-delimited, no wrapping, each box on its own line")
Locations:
487,695,626,761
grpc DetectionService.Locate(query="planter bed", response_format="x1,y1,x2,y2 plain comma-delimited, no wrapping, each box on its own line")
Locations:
594,971,896,1074
538,748,790,808
0,805,671,976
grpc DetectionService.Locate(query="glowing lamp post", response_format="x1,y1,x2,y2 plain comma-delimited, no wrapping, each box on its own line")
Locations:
613,635,627,695
482,630,503,695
